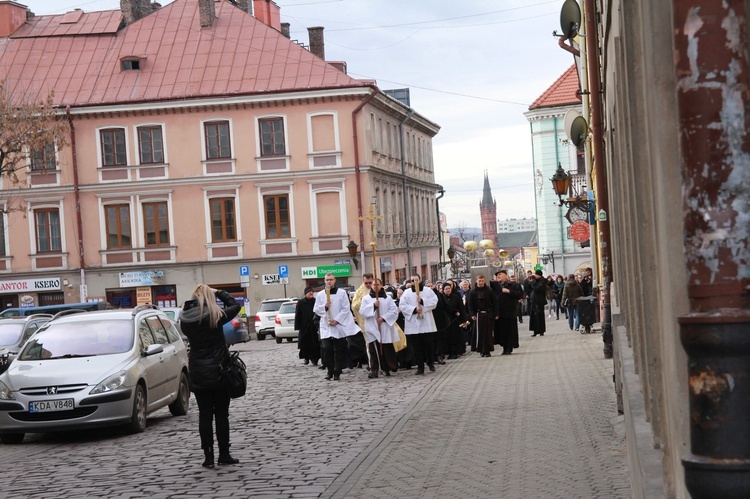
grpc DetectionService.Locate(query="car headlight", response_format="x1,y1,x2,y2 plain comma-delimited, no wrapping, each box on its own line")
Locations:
90,371,127,394
0,380,15,400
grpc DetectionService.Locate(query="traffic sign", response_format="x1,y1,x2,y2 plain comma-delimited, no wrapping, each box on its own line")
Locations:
279,277,289,284
278,265,289,278
239,265,250,276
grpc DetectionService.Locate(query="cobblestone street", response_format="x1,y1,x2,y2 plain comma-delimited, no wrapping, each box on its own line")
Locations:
1,317,629,498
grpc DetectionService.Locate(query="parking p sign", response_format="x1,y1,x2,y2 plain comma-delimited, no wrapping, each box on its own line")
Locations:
278,265,289,278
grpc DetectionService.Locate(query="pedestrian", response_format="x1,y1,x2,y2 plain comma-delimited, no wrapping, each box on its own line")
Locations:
554,275,565,320
394,286,415,370
561,273,584,331
399,274,439,375
179,284,241,468
546,275,557,318
432,282,449,365
443,281,469,358
491,270,523,354
467,274,497,357
296,286,320,366
359,279,399,378
528,270,547,337
314,272,361,381
349,273,374,368
580,267,594,296
510,274,524,323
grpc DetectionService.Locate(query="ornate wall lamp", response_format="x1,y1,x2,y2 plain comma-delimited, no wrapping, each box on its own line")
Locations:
347,240,359,270
550,163,596,213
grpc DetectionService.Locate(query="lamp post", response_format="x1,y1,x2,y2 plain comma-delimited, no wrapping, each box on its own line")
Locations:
447,246,456,278
550,163,596,213
539,250,556,273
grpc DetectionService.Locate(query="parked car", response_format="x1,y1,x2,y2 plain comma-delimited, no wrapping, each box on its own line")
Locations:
273,299,300,344
160,306,248,346
0,305,190,444
254,298,294,340
0,314,54,375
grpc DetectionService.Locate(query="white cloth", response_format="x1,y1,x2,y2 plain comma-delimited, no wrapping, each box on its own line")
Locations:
313,288,360,339
399,286,437,335
359,295,399,344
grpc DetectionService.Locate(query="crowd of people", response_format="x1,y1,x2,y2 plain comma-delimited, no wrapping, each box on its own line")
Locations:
292,266,596,381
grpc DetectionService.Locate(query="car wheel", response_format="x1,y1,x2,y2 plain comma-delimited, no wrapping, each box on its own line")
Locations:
275,336,283,344
0,433,24,445
169,372,190,416
127,384,147,434
286,338,293,343
257,332,265,341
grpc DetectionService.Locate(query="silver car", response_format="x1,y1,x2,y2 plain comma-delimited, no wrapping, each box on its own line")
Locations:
0,306,190,444
273,299,299,343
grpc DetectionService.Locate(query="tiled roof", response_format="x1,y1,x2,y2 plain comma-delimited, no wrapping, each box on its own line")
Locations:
528,65,581,110
0,0,368,108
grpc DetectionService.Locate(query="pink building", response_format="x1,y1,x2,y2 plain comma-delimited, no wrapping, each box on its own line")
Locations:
0,0,440,311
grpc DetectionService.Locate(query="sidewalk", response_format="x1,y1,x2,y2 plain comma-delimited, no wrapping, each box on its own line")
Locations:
323,316,630,498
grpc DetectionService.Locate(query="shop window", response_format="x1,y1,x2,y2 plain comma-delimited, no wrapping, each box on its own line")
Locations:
153,285,177,308
38,292,64,306
107,290,135,308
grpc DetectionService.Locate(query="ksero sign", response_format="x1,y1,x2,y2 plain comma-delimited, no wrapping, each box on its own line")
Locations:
0,278,62,292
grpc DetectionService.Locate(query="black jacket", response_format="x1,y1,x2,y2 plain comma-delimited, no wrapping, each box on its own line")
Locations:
180,290,240,392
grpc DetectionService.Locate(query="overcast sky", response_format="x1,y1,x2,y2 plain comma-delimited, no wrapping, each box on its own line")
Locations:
25,0,574,228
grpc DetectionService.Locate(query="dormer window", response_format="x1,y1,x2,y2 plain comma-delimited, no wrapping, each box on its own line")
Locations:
121,57,143,71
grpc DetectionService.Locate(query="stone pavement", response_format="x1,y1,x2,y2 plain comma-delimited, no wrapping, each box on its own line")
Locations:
0,315,629,498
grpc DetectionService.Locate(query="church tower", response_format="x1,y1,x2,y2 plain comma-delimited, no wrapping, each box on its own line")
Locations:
480,171,498,247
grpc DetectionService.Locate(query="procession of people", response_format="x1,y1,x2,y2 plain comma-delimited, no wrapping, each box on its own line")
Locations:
300,266,593,381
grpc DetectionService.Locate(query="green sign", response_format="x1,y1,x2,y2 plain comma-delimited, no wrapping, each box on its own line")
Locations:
534,264,543,271
300,265,352,278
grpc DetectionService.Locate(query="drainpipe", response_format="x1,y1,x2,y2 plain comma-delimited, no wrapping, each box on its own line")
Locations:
351,87,379,273
65,106,86,301
582,0,613,359
435,185,445,279
671,2,750,496
399,109,416,275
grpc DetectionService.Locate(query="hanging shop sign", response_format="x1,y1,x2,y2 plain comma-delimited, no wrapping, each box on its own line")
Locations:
570,221,591,243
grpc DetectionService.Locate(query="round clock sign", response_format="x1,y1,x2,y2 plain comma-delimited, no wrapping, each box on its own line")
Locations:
570,221,590,243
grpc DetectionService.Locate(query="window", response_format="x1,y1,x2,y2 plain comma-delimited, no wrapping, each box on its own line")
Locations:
147,317,169,344
35,209,61,253
138,126,164,164
210,198,236,242
105,204,132,249
259,118,285,157
143,202,169,246
30,143,56,171
100,128,127,167
264,194,290,239
204,121,231,159
138,319,155,348
121,59,140,71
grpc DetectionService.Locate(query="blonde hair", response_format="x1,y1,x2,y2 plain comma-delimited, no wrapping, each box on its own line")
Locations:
190,284,225,328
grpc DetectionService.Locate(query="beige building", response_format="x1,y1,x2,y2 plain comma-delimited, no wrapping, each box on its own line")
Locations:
0,0,441,312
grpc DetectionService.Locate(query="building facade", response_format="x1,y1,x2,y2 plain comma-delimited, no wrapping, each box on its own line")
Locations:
524,66,591,277
497,217,536,233
0,0,441,313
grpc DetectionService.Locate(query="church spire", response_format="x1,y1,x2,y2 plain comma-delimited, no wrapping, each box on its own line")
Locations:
481,170,495,206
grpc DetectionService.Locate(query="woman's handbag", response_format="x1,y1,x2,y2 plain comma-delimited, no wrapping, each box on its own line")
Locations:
223,351,247,399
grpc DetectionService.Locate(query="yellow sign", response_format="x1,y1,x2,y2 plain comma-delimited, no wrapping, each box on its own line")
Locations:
136,287,152,306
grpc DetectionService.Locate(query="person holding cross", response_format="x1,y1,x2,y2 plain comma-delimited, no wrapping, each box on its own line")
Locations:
359,278,399,378
314,272,360,381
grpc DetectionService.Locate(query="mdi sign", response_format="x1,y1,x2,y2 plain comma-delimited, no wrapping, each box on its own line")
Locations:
300,264,352,279
0,278,62,292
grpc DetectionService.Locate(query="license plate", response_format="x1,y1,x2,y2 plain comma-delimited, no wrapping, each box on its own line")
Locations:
29,399,74,413
287,319,294,325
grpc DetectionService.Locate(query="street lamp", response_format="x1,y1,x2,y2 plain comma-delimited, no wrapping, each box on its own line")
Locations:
347,240,359,270
446,246,456,278
539,250,556,273
550,163,596,213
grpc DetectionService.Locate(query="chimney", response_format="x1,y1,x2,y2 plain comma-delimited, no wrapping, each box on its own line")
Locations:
280,22,290,38
235,0,250,14
252,0,281,31
308,26,325,60
198,0,215,28
120,0,150,27
0,0,29,37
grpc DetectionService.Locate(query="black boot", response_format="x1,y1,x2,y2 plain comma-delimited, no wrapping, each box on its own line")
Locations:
218,445,239,465
202,447,215,468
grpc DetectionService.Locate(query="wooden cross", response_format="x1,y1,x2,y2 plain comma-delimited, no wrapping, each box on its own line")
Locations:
359,203,383,275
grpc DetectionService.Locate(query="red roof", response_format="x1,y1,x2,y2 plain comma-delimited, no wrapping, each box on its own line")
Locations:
528,65,581,110
0,0,367,108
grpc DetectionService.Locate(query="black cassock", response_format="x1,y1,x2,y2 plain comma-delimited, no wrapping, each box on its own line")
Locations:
295,297,320,363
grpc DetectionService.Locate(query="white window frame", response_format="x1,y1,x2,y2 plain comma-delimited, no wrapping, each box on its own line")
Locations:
254,114,290,172
306,111,341,169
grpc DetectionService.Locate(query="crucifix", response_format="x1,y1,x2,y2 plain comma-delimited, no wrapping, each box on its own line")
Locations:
359,202,383,275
